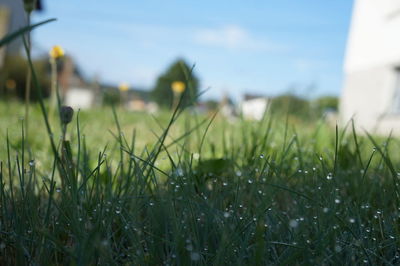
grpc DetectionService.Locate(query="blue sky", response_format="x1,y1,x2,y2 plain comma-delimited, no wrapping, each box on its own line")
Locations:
32,0,354,100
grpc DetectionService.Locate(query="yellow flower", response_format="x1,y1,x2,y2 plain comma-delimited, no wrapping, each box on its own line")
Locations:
119,82,129,92
171,81,185,94
49,45,65,59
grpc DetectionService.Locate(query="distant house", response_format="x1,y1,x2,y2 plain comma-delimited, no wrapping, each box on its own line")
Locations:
59,56,98,109
124,89,158,113
340,0,400,134
240,94,269,121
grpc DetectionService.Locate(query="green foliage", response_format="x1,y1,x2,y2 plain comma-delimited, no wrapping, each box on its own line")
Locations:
151,58,199,108
1,55,50,100
204,99,219,111
102,88,121,106
270,94,339,120
313,96,339,113
270,94,311,118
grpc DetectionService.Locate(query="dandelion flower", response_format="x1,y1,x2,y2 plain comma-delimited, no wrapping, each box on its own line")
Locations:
171,81,185,94
119,83,129,92
49,45,65,59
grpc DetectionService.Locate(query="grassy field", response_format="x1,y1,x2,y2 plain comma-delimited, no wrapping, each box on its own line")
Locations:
0,99,399,265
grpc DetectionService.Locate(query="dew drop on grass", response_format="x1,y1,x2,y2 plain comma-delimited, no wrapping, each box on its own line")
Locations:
29,160,35,167
349,218,355,223
248,179,253,184
289,219,298,228
56,188,61,193
335,199,341,204
223,182,228,186
260,154,264,159
223,212,230,218
326,173,333,180
323,207,329,213
335,245,342,252
236,171,242,177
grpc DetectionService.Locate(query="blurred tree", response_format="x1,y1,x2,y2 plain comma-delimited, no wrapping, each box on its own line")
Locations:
151,59,199,108
204,99,219,111
270,94,310,119
102,88,121,106
1,55,50,100
312,96,339,113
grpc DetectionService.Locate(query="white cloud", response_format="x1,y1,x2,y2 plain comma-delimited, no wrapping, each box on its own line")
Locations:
193,25,274,51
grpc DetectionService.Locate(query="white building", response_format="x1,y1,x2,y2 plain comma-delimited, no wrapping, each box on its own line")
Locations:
240,95,269,121
65,87,95,109
341,0,400,134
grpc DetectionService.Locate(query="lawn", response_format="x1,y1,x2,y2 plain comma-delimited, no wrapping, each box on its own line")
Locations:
0,99,399,265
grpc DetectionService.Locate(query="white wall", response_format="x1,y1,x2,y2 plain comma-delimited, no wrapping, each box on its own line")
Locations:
65,88,95,110
345,0,400,72
241,98,268,121
341,0,400,134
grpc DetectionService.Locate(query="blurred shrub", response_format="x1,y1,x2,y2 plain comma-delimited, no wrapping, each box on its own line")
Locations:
269,94,339,121
1,55,50,100
102,88,120,106
151,58,199,108
270,94,311,119
312,96,338,113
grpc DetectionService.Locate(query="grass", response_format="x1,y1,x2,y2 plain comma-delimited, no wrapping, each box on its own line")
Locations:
0,99,400,265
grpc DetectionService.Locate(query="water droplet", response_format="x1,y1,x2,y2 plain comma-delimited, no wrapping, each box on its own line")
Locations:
335,245,342,252
289,219,298,228
29,160,35,167
248,179,253,184
349,218,355,223
326,173,333,180
323,207,329,213
335,199,341,204
56,188,61,193
223,212,230,218
260,154,264,159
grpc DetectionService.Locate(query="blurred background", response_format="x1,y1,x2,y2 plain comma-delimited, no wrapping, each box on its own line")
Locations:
1,0,381,128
